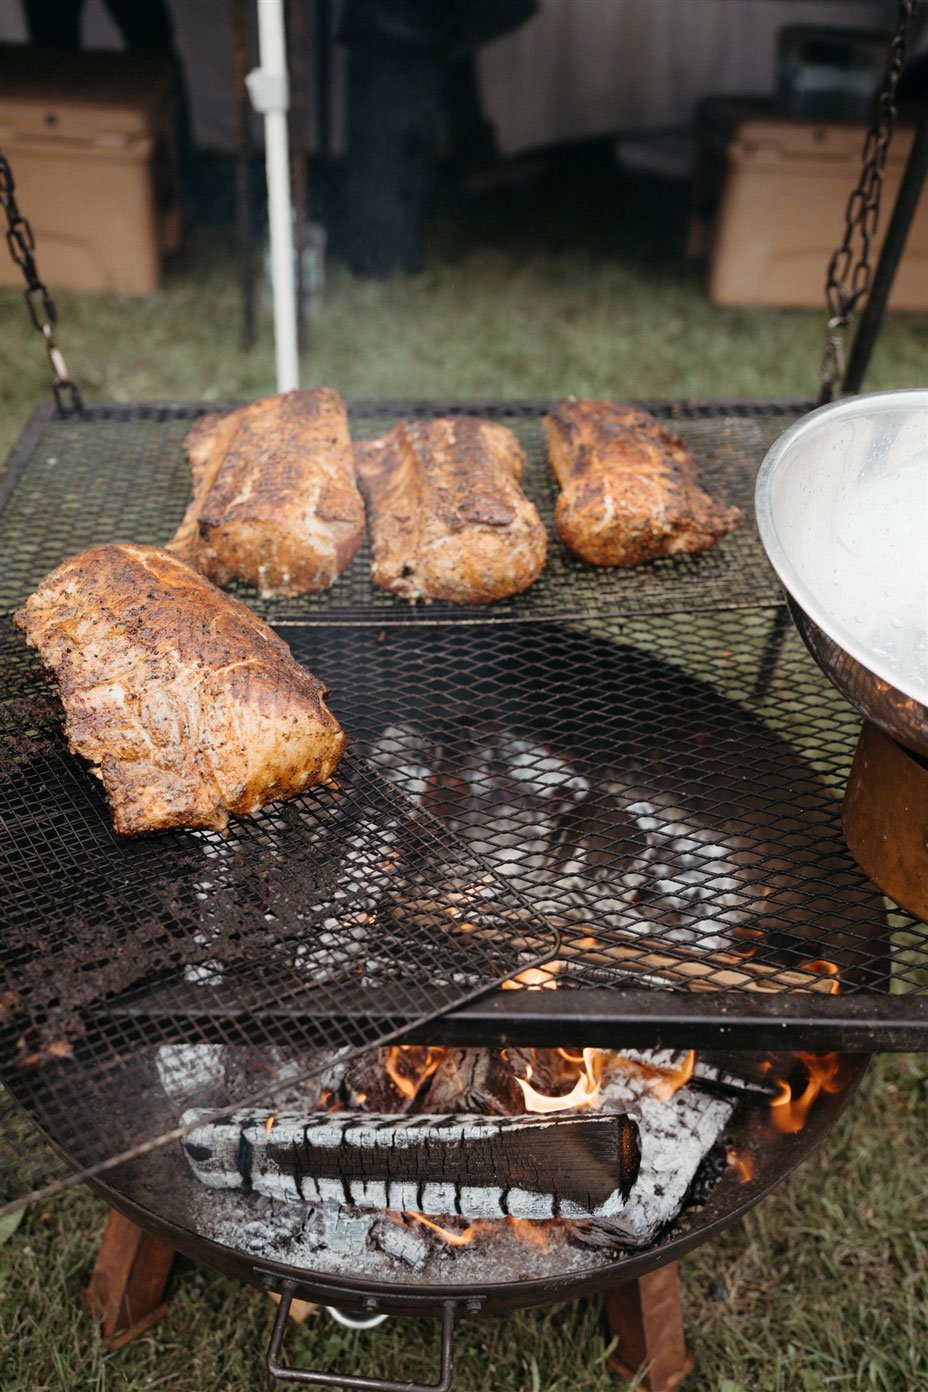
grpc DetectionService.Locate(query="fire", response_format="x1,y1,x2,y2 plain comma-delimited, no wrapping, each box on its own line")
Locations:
384,1046,445,1100
801,960,841,994
402,1213,551,1251
769,1052,844,1134
648,1049,695,1101
501,961,563,991
515,1047,606,1113
406,1213,478,1247
506,1218,552,1250
264,1114,275,1137
725,1146,755,1183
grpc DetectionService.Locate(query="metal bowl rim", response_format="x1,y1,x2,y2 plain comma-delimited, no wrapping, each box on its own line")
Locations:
755,388,928,707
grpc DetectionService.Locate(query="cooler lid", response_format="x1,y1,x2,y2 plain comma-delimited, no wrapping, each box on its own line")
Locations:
0,46,174,143
730,116,915,166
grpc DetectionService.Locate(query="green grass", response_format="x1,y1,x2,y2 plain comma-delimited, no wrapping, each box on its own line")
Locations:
1,169,927,1390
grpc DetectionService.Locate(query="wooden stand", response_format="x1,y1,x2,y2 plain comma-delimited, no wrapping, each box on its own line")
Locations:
83,1210,175,1349
605,1263,695,1391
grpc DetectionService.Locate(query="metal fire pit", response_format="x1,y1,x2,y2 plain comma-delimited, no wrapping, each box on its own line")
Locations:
1,398,925,1214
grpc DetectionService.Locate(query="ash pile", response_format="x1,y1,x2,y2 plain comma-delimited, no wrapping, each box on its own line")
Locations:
162,1041,747,1283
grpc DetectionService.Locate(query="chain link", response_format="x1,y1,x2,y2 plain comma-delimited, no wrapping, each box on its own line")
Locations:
818,0,916,401
0,152,83,415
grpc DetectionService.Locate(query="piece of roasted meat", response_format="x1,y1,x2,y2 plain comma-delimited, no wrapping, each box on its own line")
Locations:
168,388,365,598
14,544,346,835
355,416,547,605
544,399,742,566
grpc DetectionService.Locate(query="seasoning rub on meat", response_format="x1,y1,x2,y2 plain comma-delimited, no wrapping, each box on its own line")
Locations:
14,544,346,835
169,388,365,598
355,416,547,605
544,399,742,567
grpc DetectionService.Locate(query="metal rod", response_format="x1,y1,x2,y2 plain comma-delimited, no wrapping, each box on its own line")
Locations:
249,0,300,392
103,981,928,1052
843,110,928,395
230,0,256,351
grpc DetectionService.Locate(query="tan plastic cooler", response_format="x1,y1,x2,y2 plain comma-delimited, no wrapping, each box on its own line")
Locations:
709,118,928,309
0,46,181,296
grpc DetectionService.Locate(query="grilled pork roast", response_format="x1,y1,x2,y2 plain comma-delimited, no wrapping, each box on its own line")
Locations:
14,544,346,835
355,416,547,605
544,399,742,566
169,388,365,598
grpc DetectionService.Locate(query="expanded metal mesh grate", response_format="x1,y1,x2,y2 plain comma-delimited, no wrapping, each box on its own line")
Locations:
0,401,810,623
2,399,926,1213
0,618,558,1212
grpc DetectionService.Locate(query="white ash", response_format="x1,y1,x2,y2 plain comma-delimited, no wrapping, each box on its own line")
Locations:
593,1069,732,1246
369,723,757,952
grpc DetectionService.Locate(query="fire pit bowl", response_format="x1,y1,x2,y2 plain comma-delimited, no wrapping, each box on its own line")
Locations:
755,390,928,758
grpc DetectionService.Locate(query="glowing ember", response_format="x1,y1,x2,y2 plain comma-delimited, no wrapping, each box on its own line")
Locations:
725,1146,755,1183
770,1052,844,1134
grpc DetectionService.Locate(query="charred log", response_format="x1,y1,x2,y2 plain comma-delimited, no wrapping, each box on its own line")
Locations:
181,1109,640,1219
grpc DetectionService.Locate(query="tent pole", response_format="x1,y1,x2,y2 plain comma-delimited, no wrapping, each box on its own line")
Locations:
247,0,299,391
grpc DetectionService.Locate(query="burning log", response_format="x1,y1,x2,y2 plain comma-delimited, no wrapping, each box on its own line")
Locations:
181,1109,641,1220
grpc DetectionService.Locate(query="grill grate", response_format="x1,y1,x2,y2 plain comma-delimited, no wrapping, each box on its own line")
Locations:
2,399,925,1212
0,401,810,623
0,619,558,1212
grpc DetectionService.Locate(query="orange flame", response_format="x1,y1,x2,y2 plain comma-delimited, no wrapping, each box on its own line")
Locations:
725,1146,755,1183
770,1052,844,1133
649,1049,696,1101
516,1047,606,1113
402,1213,552,1250
384,1046,446,1100
801,960,841,994
264,1114,275,1137
501,961,563,991
506,1218,552,1250
406,1213,477,1246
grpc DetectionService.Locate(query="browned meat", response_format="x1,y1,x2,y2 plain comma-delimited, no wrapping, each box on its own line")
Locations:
355,417,547,605
544,399,742,566
14,544,346,835
169,388,365,598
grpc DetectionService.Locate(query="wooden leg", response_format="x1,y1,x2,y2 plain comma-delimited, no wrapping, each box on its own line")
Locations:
605,1262,695,1392
83,1209,176,1349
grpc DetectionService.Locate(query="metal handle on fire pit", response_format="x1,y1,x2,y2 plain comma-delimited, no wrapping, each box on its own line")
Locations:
266,1282,457,1391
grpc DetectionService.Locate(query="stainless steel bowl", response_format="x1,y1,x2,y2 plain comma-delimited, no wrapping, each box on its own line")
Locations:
755,390,928,758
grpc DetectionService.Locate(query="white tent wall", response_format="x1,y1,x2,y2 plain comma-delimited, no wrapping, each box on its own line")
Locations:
0,0,895,157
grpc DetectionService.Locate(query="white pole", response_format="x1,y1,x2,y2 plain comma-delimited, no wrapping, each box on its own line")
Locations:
247,0,299,392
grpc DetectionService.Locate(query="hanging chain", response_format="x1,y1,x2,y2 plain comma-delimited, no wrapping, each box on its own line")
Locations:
0,152,83,415
818,0,916,402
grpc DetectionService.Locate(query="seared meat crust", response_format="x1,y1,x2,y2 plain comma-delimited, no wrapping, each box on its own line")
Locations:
169,388,365,598
544,399,742,566
14,544,346,835
355,417,547,605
